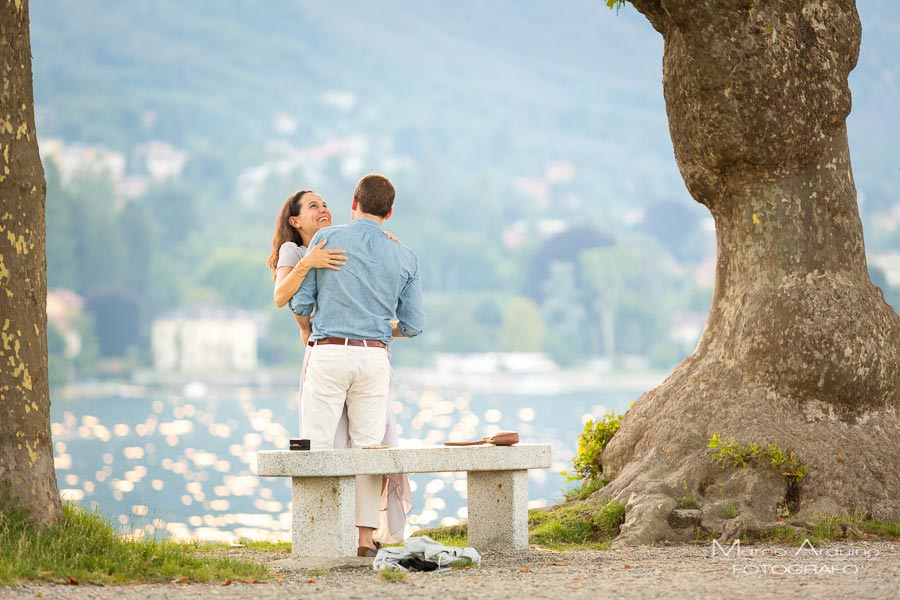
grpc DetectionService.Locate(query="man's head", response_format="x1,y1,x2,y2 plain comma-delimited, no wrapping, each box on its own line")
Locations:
352,173,394,220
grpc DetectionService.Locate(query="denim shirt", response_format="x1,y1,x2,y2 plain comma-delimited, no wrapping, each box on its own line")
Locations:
290,217,425,344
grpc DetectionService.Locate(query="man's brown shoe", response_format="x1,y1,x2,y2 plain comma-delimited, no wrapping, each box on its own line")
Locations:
357,546,378,558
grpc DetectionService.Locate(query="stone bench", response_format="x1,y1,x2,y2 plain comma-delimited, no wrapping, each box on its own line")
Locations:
255,444,552,557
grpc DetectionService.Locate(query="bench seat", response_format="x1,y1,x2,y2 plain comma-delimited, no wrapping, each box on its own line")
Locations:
256,444,551,557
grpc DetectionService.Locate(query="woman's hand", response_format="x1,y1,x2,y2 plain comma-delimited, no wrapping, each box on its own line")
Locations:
384,231,400,243
301,239,347,271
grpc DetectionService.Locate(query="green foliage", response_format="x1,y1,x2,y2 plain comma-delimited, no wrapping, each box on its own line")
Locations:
757,525,808,545
563,476,609,501
378,567,408,582
68,170,126,291
861,517,900,538
416,498,627,551
677,479,698,509
528,499,625,548
708,434,808,484
720,491,740,519
206,539,291,554
45,160,78,290
196,248,272,310
72,314,101,377
541,262,590,366
410,524,468,548
564,411,622,482
499,296,544,352
578,243,674,362
118,199,160,297
0,504,269,585
141,182,199,248
809,512,900,541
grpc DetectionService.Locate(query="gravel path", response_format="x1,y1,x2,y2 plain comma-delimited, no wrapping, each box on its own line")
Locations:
2,541,898,600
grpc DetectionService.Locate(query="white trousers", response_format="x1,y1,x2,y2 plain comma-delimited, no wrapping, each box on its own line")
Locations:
300,344,391,529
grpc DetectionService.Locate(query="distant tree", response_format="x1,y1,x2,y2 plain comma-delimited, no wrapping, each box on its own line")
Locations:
44,159,77,289
141,181,197,248
499,297,544,352
117,198,159,298
0,0,62,526
473,299,504,332
598,0,900,544
436,310,493,353
580,244,670,361
46,321,70,388
68,170,125,292
541,262,589,366
580,246,639,360
196,248,271,310
84,289,142,358
641,199,703,262
526,226,613,303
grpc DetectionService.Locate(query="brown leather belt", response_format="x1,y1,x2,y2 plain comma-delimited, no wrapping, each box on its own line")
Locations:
308,337,387,349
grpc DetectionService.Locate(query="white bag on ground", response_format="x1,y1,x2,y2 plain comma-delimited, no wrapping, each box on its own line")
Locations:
372,535,481,572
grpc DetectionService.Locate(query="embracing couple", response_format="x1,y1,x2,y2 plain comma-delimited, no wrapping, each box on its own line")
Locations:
267,173,424,557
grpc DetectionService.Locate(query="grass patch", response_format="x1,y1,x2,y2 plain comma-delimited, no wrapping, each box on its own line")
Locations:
756,525,810,545
378,568,407,582
719,492,740,519
413,499,626,551
677,480,699,510
206,539,291,554
410,524,468,547
807,512,900,541
0,504,270,585
861,517,900,538
809,515,845,541
563,477,608,502
528,499,625,549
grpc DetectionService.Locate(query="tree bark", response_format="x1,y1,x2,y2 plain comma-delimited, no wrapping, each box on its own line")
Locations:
597,0,900,544
0,0,62,525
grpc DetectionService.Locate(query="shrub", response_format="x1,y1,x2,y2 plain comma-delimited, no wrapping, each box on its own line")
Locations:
564,411,622,483
707,434,808,484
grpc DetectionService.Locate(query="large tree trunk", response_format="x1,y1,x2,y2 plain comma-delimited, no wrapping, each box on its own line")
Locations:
598,0,900,544
0,0,62,526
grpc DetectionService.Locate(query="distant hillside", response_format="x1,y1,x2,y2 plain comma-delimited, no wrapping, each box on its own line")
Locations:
30,1,899,218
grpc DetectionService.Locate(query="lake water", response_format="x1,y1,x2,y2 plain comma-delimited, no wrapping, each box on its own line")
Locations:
51,369,654,542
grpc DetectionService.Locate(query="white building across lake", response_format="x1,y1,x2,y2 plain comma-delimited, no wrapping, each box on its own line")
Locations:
152,305,258,372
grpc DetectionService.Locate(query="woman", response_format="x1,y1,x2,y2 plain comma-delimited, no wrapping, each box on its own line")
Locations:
268,189,413,545
268,189,346,307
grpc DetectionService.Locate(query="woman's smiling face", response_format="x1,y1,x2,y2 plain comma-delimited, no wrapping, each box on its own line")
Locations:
289,193,332,244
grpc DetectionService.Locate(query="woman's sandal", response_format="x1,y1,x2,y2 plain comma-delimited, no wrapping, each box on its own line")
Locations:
357,541,382,558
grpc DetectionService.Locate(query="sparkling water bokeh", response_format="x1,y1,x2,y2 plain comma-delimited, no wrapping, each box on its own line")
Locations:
51,375,644,542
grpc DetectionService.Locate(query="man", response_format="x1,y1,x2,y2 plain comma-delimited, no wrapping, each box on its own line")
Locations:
289,173,424,556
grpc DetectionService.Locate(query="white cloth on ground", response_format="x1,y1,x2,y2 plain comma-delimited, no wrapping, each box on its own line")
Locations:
372,536,481,572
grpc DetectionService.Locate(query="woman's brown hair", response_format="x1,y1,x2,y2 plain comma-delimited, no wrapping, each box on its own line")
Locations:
268,190,313,278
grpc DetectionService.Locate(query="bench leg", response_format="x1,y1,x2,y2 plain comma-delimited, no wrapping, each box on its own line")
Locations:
467,469,528,551
291,476,356,557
